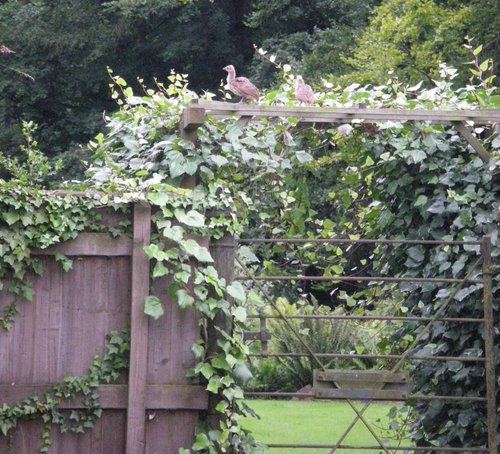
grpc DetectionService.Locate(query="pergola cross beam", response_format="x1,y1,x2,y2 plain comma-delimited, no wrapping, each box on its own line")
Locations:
180,100,500,163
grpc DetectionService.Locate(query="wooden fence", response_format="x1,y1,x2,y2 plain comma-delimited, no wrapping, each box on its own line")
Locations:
0,204,207,453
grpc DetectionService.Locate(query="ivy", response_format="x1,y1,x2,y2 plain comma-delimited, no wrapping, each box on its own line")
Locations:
0,328,130,453
0,60,498,452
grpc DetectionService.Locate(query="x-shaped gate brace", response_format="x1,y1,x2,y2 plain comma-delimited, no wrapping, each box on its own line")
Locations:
236,235,497,454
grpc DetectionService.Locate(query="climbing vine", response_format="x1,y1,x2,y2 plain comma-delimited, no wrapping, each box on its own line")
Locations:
0,56,498,452
0,328,129,453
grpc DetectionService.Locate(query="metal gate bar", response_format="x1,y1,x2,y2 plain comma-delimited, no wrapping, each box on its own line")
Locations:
237,237,497,453
236,255,393,454
265,444,488,452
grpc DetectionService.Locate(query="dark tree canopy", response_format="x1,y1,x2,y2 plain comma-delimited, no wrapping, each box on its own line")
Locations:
0,0,499,159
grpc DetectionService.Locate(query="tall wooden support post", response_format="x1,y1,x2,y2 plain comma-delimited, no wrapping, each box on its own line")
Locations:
481,235,497,454
179,102,206,189
126,203,152,454
207,232,235,430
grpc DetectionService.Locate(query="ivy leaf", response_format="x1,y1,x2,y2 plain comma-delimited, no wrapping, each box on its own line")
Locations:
296,150,313,163
192,433,210,450
177,289,195,309
414,195,428,207
152,262,169,278
409,149,427,163
55,253,73,272
147,192,170,206
144,295,164,320
174,209,205,227
226,282,246,302
238,245,259,264
232,306,247,323
4,212,20,225
162,225,184,243
191,342,205,359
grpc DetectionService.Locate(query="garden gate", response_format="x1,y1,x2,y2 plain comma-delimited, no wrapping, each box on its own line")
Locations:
237,235,497,453
180,101,498,453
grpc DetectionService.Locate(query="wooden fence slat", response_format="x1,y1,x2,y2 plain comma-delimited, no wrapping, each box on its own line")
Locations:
33,232,133,256
126,203,151,454
0,385,208,410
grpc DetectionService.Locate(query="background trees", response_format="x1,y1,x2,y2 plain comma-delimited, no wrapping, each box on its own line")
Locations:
1,0,498,161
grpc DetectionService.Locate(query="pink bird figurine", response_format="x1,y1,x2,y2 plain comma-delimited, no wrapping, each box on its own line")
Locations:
295,76,314,105
223,65,260,103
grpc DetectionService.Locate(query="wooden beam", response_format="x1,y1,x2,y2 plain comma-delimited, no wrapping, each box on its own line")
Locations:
126,203,151,454
315,369,409,384
453,121,491,163
0,385,208,410
192,100,500,125
315,387,409,401
179,104,206,133
33,233,133,257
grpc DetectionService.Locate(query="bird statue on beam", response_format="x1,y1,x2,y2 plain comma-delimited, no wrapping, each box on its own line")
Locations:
223,65,260,103
295,76,314,105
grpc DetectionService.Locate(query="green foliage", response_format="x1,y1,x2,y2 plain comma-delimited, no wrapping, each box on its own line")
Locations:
0,328,130,453
343,0,471,85
247,299,377,392
0,0,245,160
0,61,498,451
246,0,379,85
0,126,104,330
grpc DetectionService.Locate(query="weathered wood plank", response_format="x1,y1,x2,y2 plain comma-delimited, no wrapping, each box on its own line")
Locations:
179,105,206,132
145,411,199,454
0,385,208,410
126,203,151,454
314,387,409,401
453,121,491,162
186,100,500,125
315,369,409,384
33,232,133,256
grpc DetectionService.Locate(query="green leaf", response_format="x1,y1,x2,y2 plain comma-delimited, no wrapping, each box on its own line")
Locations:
181,239,213,262
177,289,195,309
238,245,260,263
147,192,171,206
409,149,426,163
174,209,205,227
412,194,427,208
296,150,313,163
226,282,246,302
192,433,210,450
232,306,247,323
144,295,164,320
152,261,169,278
472,44,483,56
191,342,205,359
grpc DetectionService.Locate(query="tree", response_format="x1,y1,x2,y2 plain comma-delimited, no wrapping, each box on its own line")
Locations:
341,0,500,86
0,0,246,162
245,0,381,85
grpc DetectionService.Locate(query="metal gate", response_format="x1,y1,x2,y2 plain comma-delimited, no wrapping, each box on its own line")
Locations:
236,236,497,453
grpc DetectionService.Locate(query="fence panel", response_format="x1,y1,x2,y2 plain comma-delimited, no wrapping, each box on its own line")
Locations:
0,205,206,453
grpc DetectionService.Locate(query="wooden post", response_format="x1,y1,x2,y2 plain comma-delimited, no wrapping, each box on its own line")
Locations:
126,203,151,454
179,101,205,189
453,121,491,163
206,232,235,430
481,235,497,454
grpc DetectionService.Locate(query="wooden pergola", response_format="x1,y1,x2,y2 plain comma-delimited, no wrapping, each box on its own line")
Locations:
180,100,500,163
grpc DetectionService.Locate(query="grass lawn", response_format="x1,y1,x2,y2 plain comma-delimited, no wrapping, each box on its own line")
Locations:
242,399,409,453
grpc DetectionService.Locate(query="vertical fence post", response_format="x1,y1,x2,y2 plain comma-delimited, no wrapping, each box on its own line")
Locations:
481,235,497,454
206,231,235,430
126,203,151,454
